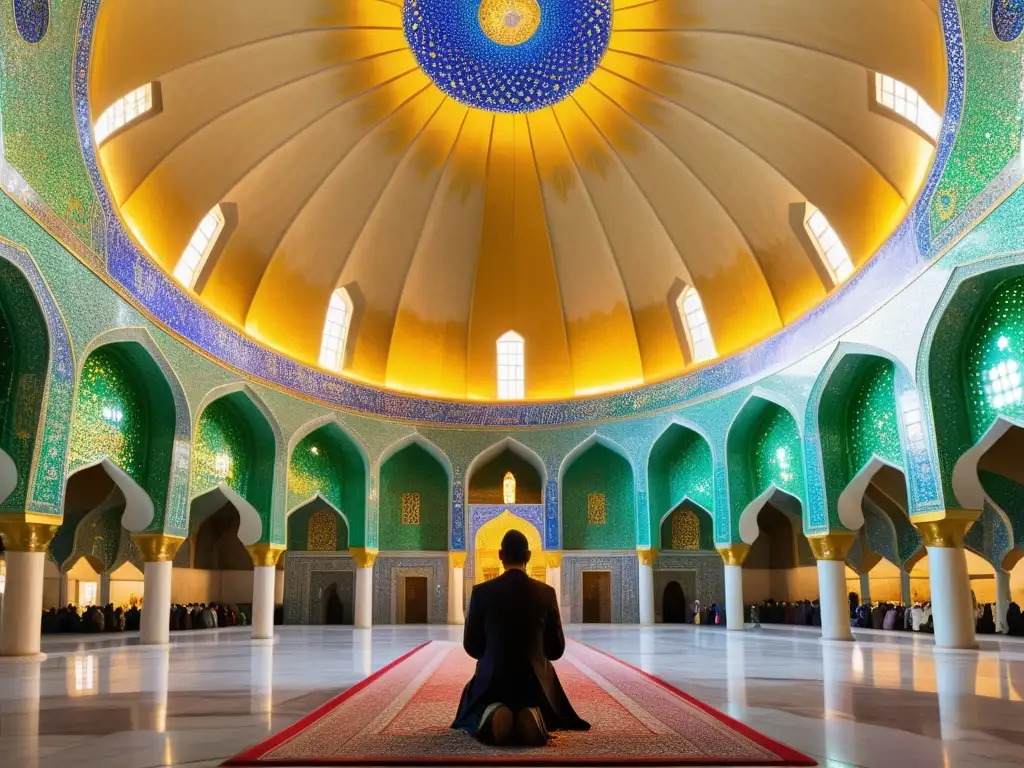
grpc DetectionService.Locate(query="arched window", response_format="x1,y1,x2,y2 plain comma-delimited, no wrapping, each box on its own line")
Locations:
173,206,226,290
497,331,525,400
319,289,353,372
677,288,716,363
874,73,942,141
94,83,156,146
503,471,516,505
805,208,854,283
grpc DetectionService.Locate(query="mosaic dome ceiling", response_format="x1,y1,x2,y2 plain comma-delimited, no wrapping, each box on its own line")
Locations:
89,0,946,402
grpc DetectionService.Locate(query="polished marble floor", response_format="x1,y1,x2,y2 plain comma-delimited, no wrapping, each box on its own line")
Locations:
0,624,1022,768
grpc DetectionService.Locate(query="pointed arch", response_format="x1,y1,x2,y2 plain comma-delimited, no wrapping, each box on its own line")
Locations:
378,432,453,481
467,437,548,496
952,414,1024,512
0,241,74,516
287,413,368,547
738,485,804,546
557,432,635,483
192,383,283,542
559,432,636,551
69,328,191,533
647,418,716,548
725,392,806,542
379,434,451,552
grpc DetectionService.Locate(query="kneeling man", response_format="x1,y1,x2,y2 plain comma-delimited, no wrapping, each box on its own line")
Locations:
452,530,590,746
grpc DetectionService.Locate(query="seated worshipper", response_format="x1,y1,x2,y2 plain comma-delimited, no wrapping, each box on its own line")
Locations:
453,530,589,746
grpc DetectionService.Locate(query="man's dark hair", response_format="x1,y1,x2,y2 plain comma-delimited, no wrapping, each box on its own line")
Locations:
499,529,530,566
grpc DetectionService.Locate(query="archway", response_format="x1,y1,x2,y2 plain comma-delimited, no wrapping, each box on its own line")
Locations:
561,439,635,551
287,419,366,546
467,444,543,505
380,442,449,551
474,510,544,584
742,495,816,609
660,501,715,552
662,581,687,623
647,422,715,547
287,500,349,552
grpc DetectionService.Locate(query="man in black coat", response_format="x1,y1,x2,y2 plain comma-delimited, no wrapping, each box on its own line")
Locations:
452,530,589,746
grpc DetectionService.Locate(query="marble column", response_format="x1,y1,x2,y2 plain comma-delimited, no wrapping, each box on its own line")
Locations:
58,570,69,608
859,571,872,606
447,551,466,625
351,547,378,629
0,520,59,658
246,544,285,640
133,533,185,646
99,571,111,606
915,513,979,650
809,533,857,642
995,568,1011,634
900,569,912,607
717,543,750,631
637,549,657,625
545,552,562,613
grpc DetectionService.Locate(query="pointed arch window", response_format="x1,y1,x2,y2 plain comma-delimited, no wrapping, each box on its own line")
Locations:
874,73,941,142
677,288,716,363
319,288,353,372
94,83,157,146
805,208,854,284
503,471,516,504
497,331,525,400
173,206,226,290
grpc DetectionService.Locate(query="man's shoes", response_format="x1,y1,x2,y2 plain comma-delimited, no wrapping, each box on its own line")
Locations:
513,707,548,747
479,703,514,745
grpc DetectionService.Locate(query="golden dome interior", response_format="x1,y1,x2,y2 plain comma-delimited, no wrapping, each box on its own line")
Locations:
89,0,946,402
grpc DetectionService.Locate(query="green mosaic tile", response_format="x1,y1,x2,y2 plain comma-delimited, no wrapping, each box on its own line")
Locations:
379,443,447,551
562,443,635,550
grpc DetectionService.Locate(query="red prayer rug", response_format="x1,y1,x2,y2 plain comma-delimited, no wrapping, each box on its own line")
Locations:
224,640,815,767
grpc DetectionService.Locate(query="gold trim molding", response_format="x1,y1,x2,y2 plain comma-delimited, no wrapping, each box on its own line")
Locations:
807,532,858,561
350,547,378,568
546,551,563,568
914,510,980,548
636,548,658,567
448,551,467,569
0,517,59,552
247,543,286,567
717,543,750,567
132,533,185,562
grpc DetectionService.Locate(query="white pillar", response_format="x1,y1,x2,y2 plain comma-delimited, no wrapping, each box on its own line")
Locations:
996,569,1011,634
251,566,276,640
99,572,111,606
638,550,656,625
447,552,466,625
351,548,378,629
546,565,562,612
250,641,274,719
724,565,745,630
0,551,47,657
725,631,747,719
927,545,977,649
718,544,749,631
818,560,854,641
133,534,185,646
58,571,69,608
859,571,872,607
900,569,912,607
140,561,173,645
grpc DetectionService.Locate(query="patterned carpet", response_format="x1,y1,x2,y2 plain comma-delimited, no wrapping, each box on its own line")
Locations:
224,640,815,766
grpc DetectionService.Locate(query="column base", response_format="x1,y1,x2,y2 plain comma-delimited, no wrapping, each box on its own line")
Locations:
0,653,47,663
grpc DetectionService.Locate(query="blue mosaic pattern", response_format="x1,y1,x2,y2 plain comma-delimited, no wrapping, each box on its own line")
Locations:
404,0,611,113
451,480,465,550
466,504,545,578
67,0,968,429
0,242,74,515
912,0,966,256
14,0,49,44
893,367,942,516
545,478,559,549
993,0,1024,42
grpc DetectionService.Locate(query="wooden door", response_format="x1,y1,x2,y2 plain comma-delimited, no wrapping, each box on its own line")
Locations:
404,576,429,624
581,571,612,623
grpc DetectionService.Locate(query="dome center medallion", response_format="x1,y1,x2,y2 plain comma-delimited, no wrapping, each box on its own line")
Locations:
404,0,612,113
479,0,540,46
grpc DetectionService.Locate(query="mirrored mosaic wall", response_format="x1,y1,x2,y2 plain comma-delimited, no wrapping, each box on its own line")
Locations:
0,0,1023,579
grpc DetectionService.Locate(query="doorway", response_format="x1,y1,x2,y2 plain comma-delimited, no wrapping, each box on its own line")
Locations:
581,571,612,623
663,581,687,623
404,576,428,624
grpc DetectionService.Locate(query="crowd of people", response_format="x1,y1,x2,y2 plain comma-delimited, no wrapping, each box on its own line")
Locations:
742,593,1024,636
39,600,248,633
41,603,141,633
169,602,247,630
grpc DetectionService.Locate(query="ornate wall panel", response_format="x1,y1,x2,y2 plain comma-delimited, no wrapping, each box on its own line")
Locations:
561,552,638,624
372,554,448,625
